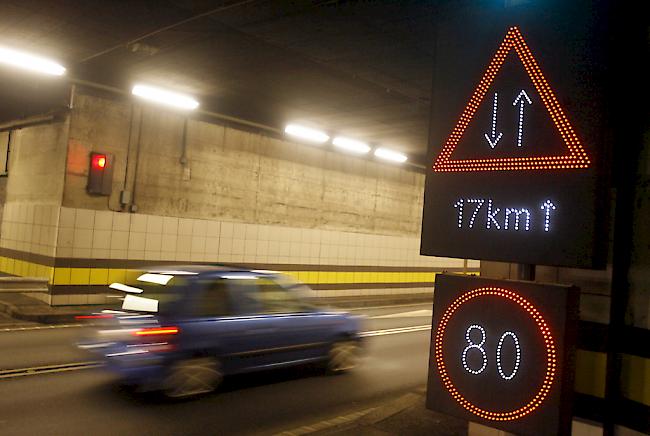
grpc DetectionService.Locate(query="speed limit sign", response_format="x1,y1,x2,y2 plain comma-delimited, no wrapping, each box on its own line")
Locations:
426,274,578,436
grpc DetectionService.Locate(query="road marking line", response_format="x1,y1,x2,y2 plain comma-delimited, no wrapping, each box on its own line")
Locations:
0,323,90,333
360,325,431,337
0,361,103,379
371,309,433,319
345,302,432,312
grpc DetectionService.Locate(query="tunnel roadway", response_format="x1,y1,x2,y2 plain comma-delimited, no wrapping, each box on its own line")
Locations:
0,303,434,436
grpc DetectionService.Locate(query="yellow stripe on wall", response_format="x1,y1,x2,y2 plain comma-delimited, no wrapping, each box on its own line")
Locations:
0,256,54,282
621,353,650,406
283,271,444,285
575,350,607,398
0,253,477,287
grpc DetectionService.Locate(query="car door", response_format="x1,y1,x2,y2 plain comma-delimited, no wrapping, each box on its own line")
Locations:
179,277,271,373
251,277,338,364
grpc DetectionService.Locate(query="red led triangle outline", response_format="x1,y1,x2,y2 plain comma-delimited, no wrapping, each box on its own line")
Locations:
432,26,591,172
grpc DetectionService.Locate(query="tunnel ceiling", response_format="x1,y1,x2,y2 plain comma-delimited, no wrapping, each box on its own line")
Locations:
0,0,439,163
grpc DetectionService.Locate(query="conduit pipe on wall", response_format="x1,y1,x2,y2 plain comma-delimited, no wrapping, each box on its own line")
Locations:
180,118,191,181
129,107,145,213
119,103,136,210
0,114,56,132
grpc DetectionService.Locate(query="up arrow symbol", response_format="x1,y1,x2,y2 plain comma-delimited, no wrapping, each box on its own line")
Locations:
484,92,503,149
513,90,532,147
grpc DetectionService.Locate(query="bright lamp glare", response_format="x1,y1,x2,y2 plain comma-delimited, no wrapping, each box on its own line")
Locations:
284,124,329,144
132,84,199,110
332,137,370,154
0,47,65,76
374,147,407,163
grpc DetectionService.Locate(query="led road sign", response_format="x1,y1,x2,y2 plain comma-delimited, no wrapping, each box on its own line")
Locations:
426,274,579,436
421,3,611,268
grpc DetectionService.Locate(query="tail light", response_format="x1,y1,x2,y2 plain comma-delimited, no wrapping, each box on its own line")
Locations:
132,326,180,337
75,314,114,320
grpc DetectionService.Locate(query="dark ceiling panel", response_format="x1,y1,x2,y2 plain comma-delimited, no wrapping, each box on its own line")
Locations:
0,0,438,162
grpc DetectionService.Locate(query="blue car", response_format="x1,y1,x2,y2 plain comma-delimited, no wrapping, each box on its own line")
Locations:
80,266,363,398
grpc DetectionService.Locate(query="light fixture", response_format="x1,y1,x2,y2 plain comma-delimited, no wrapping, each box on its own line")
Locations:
109,282,143,294
374,147,407,163
332,136,370,154
0,46,65,76
137,273,174,285
284,124,329,144
131,84,199,110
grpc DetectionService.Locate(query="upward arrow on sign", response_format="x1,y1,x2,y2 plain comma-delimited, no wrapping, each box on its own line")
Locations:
432,26,591,172
513,90,532,147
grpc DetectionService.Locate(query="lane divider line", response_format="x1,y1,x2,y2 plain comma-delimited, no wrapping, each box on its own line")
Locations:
0,325,432,380
359,325,431,337
0,361,103,379
0,323,89,333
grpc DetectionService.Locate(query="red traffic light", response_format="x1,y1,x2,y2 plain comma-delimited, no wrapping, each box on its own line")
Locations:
88,152,113,196
91,154,107,170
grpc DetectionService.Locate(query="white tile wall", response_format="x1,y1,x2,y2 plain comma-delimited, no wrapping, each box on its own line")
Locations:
0,202,60,257
52,206,470,269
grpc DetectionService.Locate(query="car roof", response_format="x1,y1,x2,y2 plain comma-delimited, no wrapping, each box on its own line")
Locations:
143,264,279,278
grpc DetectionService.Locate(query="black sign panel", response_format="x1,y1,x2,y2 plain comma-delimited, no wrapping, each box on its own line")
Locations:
426,274,578,436
420,2,611,268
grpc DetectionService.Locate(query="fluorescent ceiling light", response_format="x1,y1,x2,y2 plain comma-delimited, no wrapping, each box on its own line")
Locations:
109,283,143,294
374,147,408,163
221,274,258,280
155,270,198,276
284,124,329,144
137,273,174,285
0,46,65,76
132,84,199,110
332,137,370,154
122,294,159,313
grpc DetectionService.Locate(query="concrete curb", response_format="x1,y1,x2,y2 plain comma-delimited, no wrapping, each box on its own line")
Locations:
0,294,433,325
0,299,81,324
298,388,428,435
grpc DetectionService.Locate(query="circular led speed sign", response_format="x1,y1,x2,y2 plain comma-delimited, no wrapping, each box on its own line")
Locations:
434,287,557,421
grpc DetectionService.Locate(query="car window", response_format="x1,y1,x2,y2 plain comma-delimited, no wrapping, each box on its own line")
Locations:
225,278,263,315
256,278,307,314
225,276,308,315
193,279,231,317
271,274,319,308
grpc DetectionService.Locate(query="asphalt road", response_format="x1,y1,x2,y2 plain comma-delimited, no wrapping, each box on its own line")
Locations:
0,303,434,436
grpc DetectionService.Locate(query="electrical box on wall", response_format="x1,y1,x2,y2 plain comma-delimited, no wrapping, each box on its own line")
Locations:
87,152,114,196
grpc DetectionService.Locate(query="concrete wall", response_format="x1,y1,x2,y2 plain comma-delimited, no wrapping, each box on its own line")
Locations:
0,92,477,305
0,120,69,267
63,93,423,236
4,121,68,205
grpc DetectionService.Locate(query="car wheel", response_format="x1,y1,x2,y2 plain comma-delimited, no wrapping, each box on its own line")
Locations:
163,357,222,398
327,340,360,374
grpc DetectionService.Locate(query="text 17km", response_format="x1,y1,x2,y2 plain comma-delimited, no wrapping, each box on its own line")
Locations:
454,198,556,232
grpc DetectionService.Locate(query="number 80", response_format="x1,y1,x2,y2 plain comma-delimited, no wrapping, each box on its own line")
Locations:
462,324,521,380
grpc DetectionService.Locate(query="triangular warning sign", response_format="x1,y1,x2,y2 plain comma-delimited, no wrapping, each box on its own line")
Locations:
432,27,590,172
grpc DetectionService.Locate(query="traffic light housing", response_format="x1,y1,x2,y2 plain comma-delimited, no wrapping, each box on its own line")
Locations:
87,152,114,195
